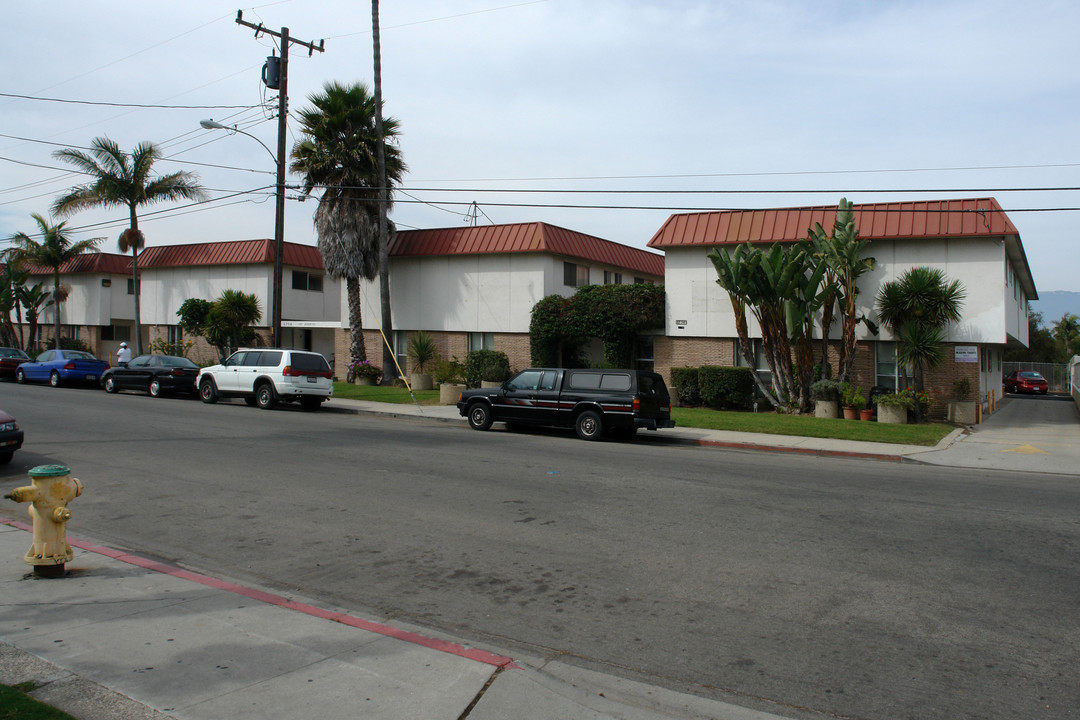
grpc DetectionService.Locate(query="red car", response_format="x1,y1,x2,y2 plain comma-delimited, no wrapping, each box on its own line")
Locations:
0,347,30,380
1003,370,1049,394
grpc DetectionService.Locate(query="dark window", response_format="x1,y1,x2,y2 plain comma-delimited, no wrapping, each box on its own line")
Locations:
127,278,135,295
101,325,114,341
245,351,282,367
292,271,324,292
599,373,632,391
540,372,557,391
287,352,330,373
564,262,577,287
568,372,601,390
225,352,247,367
508,370,542,391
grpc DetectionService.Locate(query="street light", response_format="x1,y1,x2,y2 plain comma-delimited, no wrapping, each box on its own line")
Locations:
200,118,286,347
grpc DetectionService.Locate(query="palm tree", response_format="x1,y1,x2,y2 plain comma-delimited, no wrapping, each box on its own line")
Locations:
206,289,262,358
290,80,407,371
0,260,30,348
1052,313,1080,359
51,137,207,355
18,283,54,355
7,213,103,350
875,266,965,395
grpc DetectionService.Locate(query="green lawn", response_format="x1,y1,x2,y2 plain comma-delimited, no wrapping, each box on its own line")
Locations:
1,684,77,720
671,406,954,446
333,383,955,446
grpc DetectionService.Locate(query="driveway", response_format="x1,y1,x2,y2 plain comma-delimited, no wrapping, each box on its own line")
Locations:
913,393,1080,475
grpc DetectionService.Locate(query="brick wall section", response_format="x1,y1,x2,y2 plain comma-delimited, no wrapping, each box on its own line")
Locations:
654,336,735,382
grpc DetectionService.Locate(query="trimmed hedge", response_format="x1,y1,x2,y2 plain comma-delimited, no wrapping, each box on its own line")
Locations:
670,367,700,407
673,365,755,409
464,349,510,388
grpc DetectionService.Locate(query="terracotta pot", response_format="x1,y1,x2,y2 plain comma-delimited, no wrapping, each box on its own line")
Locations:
859,408,875,421
842,406,859,420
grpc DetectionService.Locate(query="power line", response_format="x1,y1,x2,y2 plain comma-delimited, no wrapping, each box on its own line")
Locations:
0,91,261,111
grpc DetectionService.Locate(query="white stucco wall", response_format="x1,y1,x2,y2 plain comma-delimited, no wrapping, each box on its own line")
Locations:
664,236,1020,345
358,254,549,333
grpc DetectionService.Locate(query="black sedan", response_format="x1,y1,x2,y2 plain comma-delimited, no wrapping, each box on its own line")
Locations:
101,355,200,397
0,408,23,464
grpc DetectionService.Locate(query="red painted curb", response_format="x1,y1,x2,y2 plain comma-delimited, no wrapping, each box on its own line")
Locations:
0,519,518,669
693,439,903,462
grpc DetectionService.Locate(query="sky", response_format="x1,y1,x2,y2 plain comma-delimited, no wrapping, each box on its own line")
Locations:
2,1,1079,292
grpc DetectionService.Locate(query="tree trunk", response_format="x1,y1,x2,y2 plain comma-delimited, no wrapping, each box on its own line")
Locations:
372,0,394,385
347,275,366,364
53,271,61,350
130,209,143,355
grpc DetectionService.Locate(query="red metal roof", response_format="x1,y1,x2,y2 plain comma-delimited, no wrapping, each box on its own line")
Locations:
21,252,132,276
647,198,1020,248
137,239,324,271
391,222,664,278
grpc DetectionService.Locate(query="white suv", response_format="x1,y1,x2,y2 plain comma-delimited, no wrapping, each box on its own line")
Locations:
197,349,333,411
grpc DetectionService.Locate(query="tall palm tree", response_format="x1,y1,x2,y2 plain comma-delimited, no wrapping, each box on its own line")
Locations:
1052,313,1080,359
7,213,103,350
290,81,407,370
50,137,207,355
17,283,54,355
875,266,965,394
206,289,262,358
0,260,30,348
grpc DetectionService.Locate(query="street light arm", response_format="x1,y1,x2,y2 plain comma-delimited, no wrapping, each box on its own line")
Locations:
199,119,277,163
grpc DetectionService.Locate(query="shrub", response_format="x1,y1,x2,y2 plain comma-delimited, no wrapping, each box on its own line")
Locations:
407,330,439,373
873,391,915,409
670,367,700,406
840,382,866,410
465,349,510,388
810,379,841,401
699,366,755,409
348,360,382,381
431,356,466,385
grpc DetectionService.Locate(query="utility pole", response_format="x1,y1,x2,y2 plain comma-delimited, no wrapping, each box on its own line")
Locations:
234,10,324,347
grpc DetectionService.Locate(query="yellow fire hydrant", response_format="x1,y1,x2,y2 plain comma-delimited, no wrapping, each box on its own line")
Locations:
4,464,83,577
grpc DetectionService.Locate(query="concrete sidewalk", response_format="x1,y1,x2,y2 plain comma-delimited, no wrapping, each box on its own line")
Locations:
0,521,790,720
321,396,965,463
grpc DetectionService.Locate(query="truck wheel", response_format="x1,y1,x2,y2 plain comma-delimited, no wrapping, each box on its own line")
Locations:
199,379,219,404
575,410,604,441
467,403,493,431
255,383,277,409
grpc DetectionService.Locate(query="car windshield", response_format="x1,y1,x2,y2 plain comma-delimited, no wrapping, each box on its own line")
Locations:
1019,372,1044,379
64,351,97,360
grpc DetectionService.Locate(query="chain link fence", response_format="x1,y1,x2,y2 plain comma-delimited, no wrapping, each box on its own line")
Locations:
1002,362,1069,391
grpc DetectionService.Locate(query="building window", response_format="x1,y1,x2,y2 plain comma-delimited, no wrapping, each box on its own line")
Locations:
101,278,111,287
391,331,408,377
127,278,135,295
564,262,589,287
876,341,898,391
291,271,324,292
468,332,494,352
735,338,771,386
603,270,622,285
167,325,183,344
101,325,131,342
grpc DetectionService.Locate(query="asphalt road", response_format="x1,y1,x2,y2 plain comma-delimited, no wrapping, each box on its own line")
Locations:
1,383,1078,720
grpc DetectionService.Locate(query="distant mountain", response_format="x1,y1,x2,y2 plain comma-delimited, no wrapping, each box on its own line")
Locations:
1031,291,1080,327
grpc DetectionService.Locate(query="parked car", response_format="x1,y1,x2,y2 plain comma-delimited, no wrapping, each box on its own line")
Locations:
101,354,200,397
1003,370,1049,394
15,349,110,387
197,348,333,411
0,347,31,380
457,367,675,441
0,408,24,464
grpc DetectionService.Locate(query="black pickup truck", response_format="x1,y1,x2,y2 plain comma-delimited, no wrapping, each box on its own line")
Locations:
457,367,675,441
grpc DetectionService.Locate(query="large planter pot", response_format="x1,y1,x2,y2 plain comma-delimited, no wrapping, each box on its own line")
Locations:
410,373,433,391
947,400,978,424
669,386,681,408
877,404,908,424
439,382,466,405
842,406,859,420
481,380,502,388
354,376,374,386
859,408,875,421
814,399,839,419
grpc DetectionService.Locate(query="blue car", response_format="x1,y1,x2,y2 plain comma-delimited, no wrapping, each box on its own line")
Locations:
15,349,111,387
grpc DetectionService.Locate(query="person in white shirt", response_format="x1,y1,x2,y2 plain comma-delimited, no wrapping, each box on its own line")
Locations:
116,342,132,366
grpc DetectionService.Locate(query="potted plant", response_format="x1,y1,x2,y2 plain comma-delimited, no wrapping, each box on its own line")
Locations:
432,356,467,404
947,377,978,424
840,382,866,420
811,379,841,419
406,330,439,391
348,359,382,385
873,390,914,424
